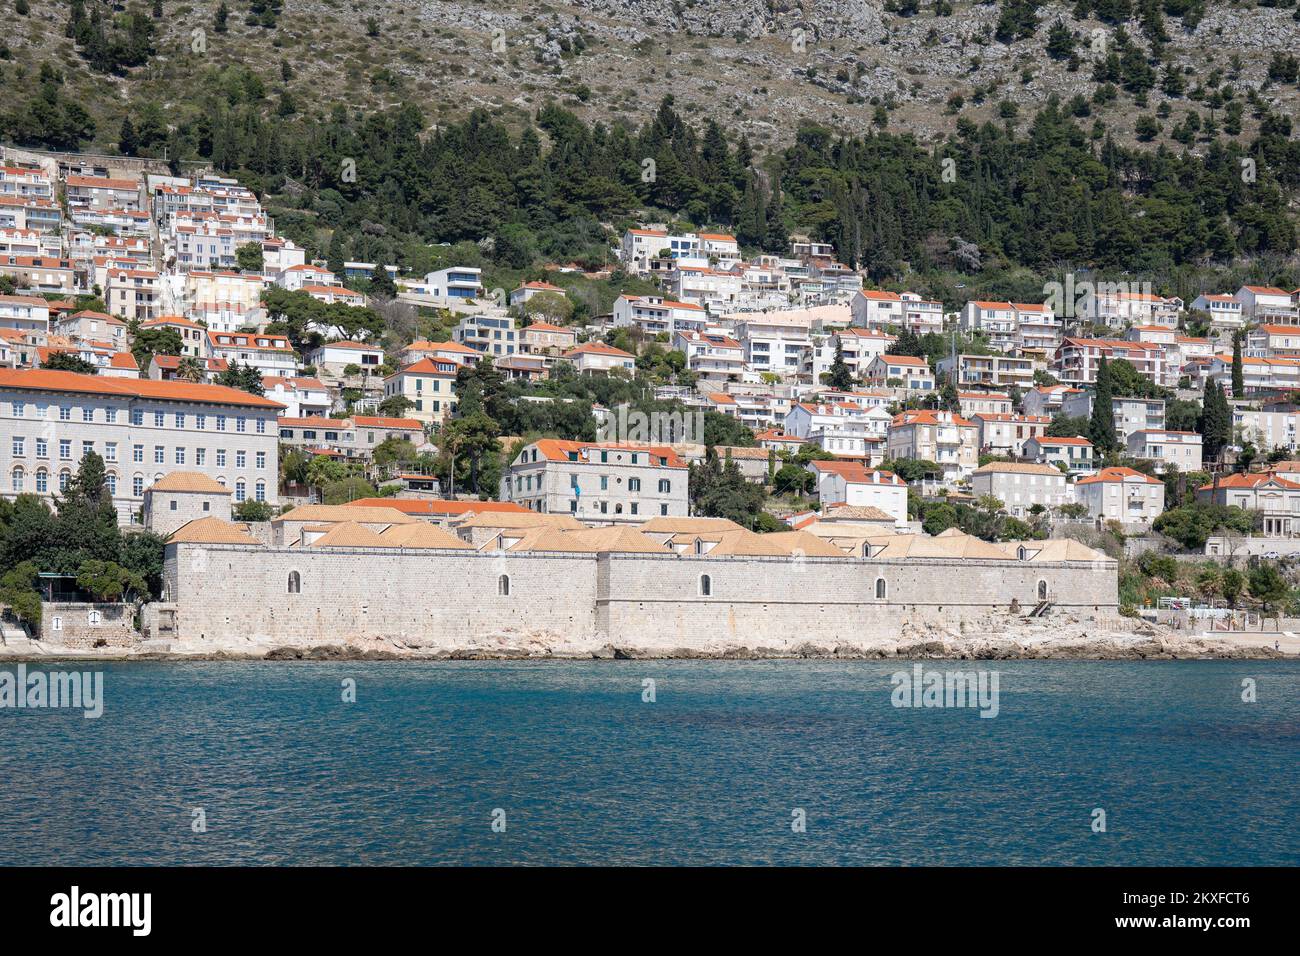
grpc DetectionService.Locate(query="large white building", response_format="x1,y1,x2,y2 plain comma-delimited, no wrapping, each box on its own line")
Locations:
806,461,908,523
970,462,1073,517
0,368,282,523
1074,466,1165,526
613,295,708,337
501,439,689,522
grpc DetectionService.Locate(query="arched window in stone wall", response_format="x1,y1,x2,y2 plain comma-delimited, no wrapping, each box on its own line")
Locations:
1017,545,1028,561
875,577,887,600
498,574,510,596
287,571,301,594
699,574,712,596
1037,579,1048,602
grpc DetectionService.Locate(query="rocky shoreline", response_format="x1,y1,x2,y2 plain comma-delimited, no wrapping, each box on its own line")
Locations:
4,627,1296,663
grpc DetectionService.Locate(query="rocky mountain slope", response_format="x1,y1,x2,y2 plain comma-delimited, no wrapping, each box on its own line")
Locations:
6,1,1300,152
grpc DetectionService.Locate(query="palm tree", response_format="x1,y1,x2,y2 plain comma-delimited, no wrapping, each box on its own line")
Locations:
177,357,205,383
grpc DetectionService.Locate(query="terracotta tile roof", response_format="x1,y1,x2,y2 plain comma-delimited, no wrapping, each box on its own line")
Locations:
309,521,390,548
167,517,260,545
808,461,906,485
758,530,850,557
315,340,382,351
507,525,672,555
527,438,686,468
277,416,349,428
346,498,530,517
972,462,1064,476
273,504,418,525
456,511,587,530
1076,466,1163,485
1197,472,1300,491
351,415,423,430
148,471,231,494
0,368,284,408
1034,435,1093,446
565,341,635,358
376,522,474,550
392,357,458,376
639,516,745,534
108,352,138,370
404,340,478,354
891,409,974,427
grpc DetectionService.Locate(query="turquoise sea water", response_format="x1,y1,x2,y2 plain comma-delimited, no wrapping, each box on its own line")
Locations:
0,660,1296,866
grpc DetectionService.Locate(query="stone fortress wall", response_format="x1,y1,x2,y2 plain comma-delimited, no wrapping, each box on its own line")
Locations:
162,542,1119,651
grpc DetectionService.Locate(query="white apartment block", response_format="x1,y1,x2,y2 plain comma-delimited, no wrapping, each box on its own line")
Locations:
886,410,980,479
1125,429,1202,473
734,313,815,376
0,227,61,259
0,196,62,232
501,439,689,522
850,290,904,331
276,263,338,291
806,460,908,523
1080,290,1182,329
1074,466,1165,526
564,342,636,375
865,354,934,390
105,268,160,322
1207,354,1300,395
1189,293,1244,332
664,265,743,313
972,413,1051,458
618,229,740,275
0,165,54,200
0,294,51,333
183,270,265,332
613,295,708,336
1061,393,1165,445
959,301,1018,351
937,353,1036,390
420,267,483,301
970,462,1073,517
1235,285,1297,325
675,329,745,384
957,391,1013,417
1234,409,1300,452
453,313,518,356
1245,324,1300,358
261,376,331,418
1052,337,1165,387
65,175,143,212
206,330,297,377
0,368,282,523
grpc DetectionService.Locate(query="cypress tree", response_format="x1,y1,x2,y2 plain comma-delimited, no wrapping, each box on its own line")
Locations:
1231,331,1244,397
1200,379,1231,463
828,340,853,390
1088,356,1118,458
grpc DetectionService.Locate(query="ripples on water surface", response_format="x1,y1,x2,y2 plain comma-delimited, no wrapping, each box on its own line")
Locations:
1,660,1296,865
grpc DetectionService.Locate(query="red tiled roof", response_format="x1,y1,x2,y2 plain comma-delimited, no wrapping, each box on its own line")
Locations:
346,498,529,516
528,439,686,469
808,460,905,485
0,368,283,408
1076,466,1162,485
